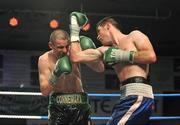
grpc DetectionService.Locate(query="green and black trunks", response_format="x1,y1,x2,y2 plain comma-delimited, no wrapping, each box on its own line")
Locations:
48,92,91,125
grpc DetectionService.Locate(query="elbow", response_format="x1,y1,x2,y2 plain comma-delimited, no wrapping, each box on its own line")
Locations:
40,87,50,97
95,68,105,73
41,93,48,97
149,53,157,63
92,68,104,73
41,90,49,97
96,66,105,73
92,63,105,73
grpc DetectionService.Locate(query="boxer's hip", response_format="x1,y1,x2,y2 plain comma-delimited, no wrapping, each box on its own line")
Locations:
120,76,154,99
48,92,91,125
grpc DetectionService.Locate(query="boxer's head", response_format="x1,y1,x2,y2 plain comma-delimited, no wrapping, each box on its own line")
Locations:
96,17,122,46
96,17,120,31
49,29,70,56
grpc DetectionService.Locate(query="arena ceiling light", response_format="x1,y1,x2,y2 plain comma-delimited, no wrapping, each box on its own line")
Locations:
9,16,19,27
49,19,59,29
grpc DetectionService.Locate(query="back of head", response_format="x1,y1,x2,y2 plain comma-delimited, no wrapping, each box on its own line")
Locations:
49,29,70,43
96,17,121,31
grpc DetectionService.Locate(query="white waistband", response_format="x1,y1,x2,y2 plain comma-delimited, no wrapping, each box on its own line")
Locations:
120,83,154,99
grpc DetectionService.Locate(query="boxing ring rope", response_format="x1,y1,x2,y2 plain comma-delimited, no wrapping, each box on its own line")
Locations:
0,91,180,121
1,91,180,97
0,115,180,120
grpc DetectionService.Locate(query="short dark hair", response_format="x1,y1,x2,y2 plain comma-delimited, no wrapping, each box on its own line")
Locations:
49,29,70,43
96,17,121,31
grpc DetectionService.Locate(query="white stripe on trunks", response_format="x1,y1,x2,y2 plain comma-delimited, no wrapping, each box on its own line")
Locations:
117,95,143,125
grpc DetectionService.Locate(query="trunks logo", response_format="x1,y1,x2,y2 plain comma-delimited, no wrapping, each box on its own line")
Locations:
56,95,82,104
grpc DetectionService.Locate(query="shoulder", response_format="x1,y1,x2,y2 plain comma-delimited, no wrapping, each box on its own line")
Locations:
39,52,47,61
129,30,145,36
38,52,49,65
129,30,148,40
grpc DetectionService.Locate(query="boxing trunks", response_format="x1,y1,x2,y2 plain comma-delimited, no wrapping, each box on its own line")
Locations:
48,92,91,125
107,76,154,125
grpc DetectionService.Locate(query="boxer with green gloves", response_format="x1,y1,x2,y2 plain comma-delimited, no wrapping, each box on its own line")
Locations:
70,15,157,125
38,29,92,125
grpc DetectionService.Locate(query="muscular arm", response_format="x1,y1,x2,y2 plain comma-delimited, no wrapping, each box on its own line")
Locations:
70,42,102,62
70,42,107,72
38,56,53,96
131,31,157,64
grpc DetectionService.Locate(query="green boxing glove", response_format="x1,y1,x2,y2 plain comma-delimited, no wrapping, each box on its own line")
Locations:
70,11,89,42
49,55,72,85
103,47,135,65
80,36,96,50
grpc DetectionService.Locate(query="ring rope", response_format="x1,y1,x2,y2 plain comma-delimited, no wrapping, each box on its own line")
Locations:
0,91,180,121
0,115,47,120
0,115,180,120
0,91,180,97
0,91,41,96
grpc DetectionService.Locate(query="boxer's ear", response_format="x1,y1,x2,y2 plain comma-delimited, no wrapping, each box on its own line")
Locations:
105,22,110,30
49,41,53,49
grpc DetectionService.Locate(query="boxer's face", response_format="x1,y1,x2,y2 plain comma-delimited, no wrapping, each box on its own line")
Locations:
50,39,70,56
97,24,112,46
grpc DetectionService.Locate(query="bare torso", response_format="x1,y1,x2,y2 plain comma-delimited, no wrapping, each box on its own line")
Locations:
40,51,84,93
112,33,149,82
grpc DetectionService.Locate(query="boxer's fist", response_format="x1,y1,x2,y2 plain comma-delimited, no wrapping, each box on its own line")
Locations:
70,12,88,27
103,47,135,65
70,12,88,42
80,36,96,50
49,55,72,85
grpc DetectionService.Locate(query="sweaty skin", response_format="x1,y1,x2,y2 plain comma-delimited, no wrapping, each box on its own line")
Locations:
109,31,154,81
69,15,157,125
39,29,105,97
70,30,156,83
38,50,83,97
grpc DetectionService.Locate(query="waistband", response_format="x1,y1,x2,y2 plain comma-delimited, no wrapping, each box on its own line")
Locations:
121,76,149,85
49,92,89,105
120,83,154,99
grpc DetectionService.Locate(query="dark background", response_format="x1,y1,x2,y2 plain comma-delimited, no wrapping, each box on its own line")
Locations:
0,0,180,57
0,0,180,124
